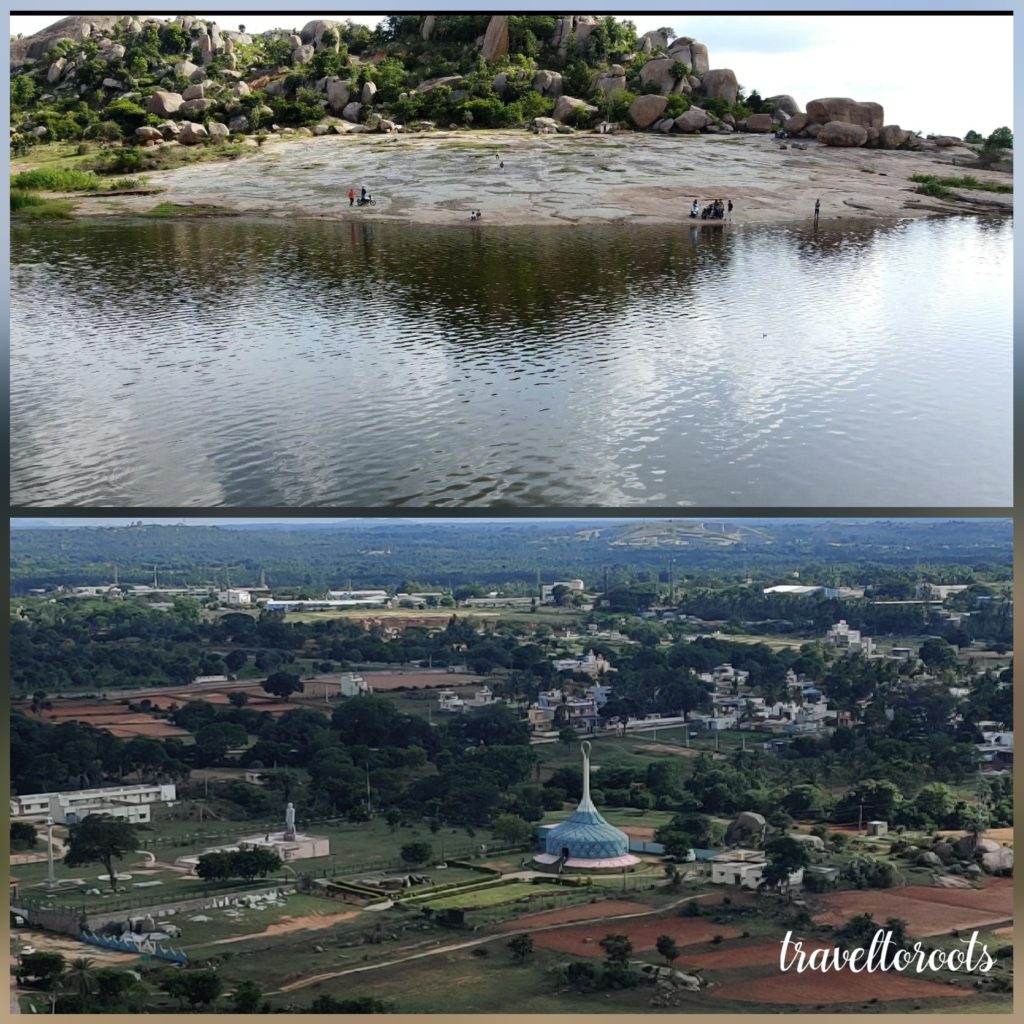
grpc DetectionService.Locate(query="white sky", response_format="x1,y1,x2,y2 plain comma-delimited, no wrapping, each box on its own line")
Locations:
9,13,1013,135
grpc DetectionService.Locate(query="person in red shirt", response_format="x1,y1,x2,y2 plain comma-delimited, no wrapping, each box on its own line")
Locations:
348,188,356,207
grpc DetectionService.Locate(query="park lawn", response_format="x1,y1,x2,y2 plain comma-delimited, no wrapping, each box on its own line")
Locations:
140,814,503,874
173,892,349,953
421,882,547,910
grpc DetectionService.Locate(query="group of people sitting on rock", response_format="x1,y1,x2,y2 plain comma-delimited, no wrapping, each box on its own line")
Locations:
690,198,733,220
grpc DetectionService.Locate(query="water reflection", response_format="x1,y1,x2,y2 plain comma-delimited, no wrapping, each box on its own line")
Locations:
10,216,1012,507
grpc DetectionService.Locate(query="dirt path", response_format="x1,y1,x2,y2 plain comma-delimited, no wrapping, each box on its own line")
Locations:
208,909,361,946
273,890,708,994
69,130,1011,227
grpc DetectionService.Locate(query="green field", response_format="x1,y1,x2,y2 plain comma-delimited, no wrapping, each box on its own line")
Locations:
421,881,548,910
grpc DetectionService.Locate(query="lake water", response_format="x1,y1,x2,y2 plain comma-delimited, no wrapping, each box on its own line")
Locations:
10,215,1012,507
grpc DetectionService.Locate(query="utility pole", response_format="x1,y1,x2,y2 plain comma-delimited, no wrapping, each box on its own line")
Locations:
45,817,56,888
858,800,864,831
365,764,372,816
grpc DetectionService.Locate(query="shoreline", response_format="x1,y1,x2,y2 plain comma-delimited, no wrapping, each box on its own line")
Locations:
18,130,1013,228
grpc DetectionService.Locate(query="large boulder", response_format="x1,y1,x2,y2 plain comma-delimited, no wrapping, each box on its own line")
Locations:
629,94,669,129
639,57,679,95
292,44,315,65
818,120,868,147
99,42,126,62
361,81,378,105
638,29,670,52
341,101,362,123
675,107,709,132
481,15,510,62
231,81,251,98
174,60,205,82
792,833,826,852
145,90,184,117
46,59,65,84
877,124,910,149
765,94,800,118
415,75,464,94
300,20,343,49
746,113,773,133
326,78,351,113
134,125,163,142
181,98,215,116
669,40,692,68
553,95,598,124
981,846,1013,875
702,69,738,105
917,851,942,867
689,42,710,75
421,15,436,40
227,114,249,133
785,112,809,135
207,122,230,141
182,83,206,101
725,811,766,845
806,97,884,131
177,121,208,145
594,66,626,97
533,69,563,98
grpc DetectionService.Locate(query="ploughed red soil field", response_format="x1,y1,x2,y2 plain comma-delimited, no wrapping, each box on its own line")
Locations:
685,940,831,969
497,900,648,931
813,879,1013,936
533,918,742,956
710,969,973,1005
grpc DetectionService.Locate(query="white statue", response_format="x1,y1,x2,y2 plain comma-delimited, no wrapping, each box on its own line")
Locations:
284,801,296,838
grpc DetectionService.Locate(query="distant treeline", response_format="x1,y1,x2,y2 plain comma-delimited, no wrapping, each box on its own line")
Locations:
8,520,1014,592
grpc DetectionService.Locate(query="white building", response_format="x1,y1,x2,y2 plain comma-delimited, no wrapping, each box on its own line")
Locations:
917,583,970,600
540,579,586,603
221,589,252,606
552,650,614,677
826,620,875,658
10,783,177,825
338,672,370,697
711,849,803,889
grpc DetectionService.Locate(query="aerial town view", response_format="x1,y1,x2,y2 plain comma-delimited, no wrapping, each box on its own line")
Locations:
8,12,1013,507
8,517,1013,1013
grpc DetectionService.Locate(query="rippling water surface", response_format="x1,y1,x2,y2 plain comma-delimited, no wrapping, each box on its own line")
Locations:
10,216,1012,507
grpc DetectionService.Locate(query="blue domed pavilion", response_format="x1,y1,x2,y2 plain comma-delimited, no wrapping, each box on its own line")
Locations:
534,742,641,872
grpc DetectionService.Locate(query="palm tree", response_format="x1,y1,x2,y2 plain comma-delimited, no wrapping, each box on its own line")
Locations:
64,957,97,999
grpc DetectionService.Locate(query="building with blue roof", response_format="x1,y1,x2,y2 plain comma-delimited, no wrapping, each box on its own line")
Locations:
534,742,641,873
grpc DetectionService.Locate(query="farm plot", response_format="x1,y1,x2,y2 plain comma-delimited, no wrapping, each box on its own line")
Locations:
533,916,742,957
710,968,973,1005
813,879,1013,936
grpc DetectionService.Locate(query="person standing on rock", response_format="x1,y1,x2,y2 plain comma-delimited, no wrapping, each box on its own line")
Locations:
727,199,734,221
814,198,821,224
348,188,355,208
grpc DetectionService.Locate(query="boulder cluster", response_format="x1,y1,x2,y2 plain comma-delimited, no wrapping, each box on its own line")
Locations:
905,833,1013,877
10,14,946,153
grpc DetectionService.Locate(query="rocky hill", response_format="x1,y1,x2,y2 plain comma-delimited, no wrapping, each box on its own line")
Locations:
6,14,977,158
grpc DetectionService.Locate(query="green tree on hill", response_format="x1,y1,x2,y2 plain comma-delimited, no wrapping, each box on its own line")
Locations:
63,815,139,891
400,841,433,866
507,934,535,963
262,670,304,701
